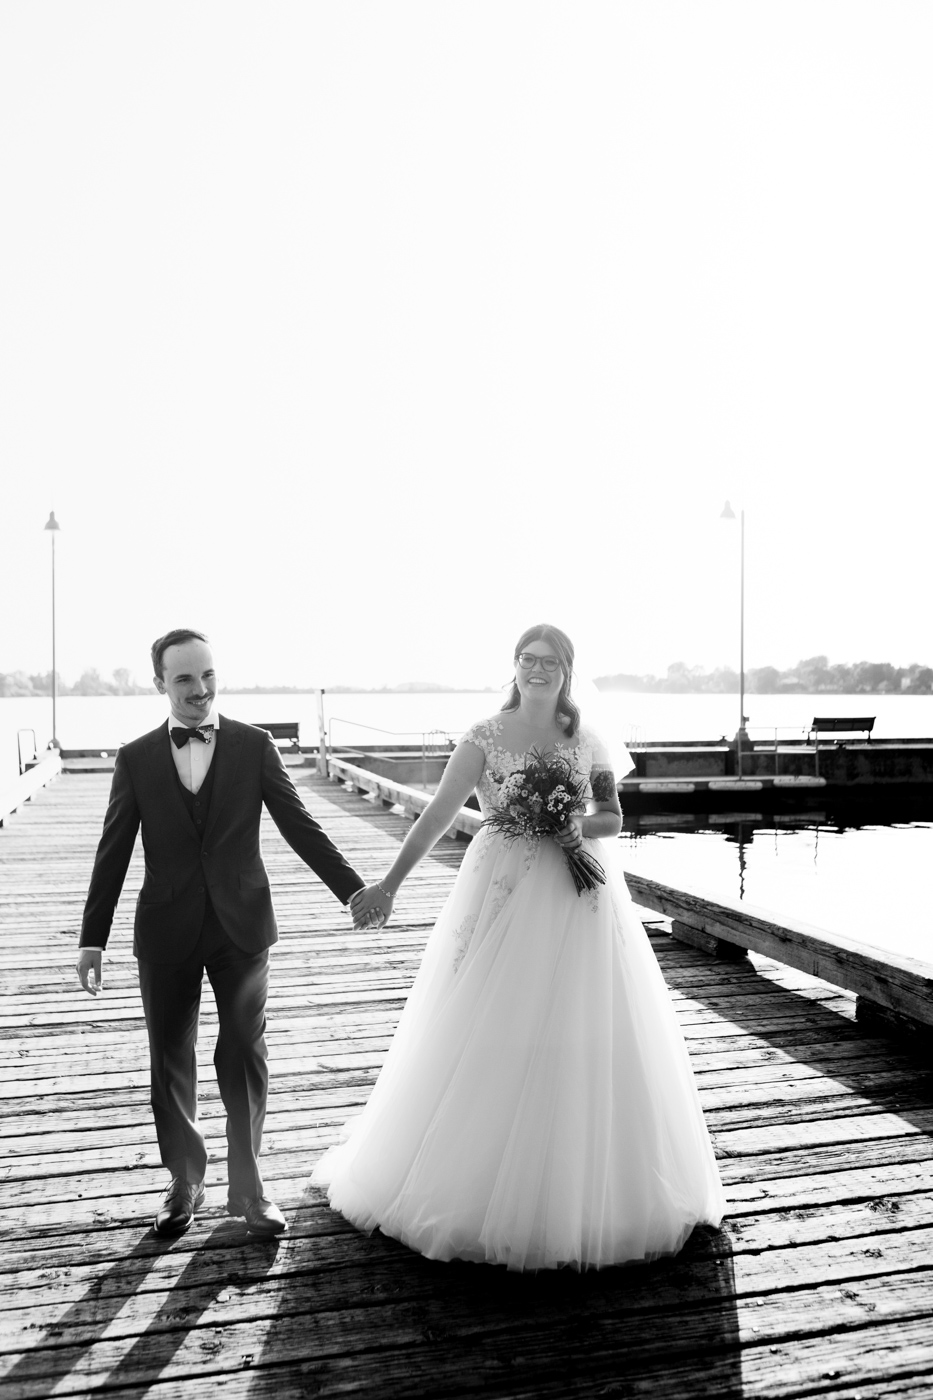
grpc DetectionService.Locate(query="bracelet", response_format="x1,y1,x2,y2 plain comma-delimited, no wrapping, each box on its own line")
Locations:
375,881,395,901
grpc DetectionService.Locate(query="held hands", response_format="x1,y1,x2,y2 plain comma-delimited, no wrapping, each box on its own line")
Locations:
76,949,103,996
554,815,585,852
350,883,394,931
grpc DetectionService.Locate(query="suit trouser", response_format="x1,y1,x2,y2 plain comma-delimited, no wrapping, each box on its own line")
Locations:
137,908,269,1199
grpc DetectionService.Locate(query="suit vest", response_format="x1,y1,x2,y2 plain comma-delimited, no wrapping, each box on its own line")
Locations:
173,738,223,932
173,737,218,843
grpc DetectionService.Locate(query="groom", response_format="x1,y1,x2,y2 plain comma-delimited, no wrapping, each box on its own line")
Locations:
76,629,365,1237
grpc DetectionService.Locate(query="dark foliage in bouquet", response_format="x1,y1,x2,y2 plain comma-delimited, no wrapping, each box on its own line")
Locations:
483,748,606,896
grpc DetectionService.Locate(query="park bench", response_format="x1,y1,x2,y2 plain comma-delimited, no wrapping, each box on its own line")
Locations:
809,716,875,779
255,721,301,751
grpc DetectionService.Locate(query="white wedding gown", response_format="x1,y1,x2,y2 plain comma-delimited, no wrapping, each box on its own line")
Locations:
313,717,725,1270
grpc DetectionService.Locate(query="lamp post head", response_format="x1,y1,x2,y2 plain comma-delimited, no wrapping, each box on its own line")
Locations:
44,511,61,532
720,500,736,520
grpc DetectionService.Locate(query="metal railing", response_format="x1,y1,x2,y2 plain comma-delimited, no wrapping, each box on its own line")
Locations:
744,726,813,777
17,729,38,776
326,717,456,766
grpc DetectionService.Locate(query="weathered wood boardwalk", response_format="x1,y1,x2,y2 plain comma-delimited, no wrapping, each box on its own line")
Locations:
2,769,933,1398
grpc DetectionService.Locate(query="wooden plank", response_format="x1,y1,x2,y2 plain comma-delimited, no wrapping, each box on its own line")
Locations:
5,1103,933,1224
2,770,933,1400
3,1249,933,1388
625,869,933,1030
6,1154,930,1273
5,1072,933,1171
3,1277,933,1399
6,1191,933,1320
326,755,482,840
4,1126,933,1237
0,754,63,826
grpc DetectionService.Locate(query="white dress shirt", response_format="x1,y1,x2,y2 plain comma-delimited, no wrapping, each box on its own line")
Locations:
169,709,219,794
82,710,221,954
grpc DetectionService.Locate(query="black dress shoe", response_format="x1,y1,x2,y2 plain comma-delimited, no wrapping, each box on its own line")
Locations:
154,1178,205,1237
226,1193,287,1236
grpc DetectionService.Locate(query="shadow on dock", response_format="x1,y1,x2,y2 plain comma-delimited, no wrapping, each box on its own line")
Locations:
0,1225,283,1398
246,1202,740,1398
658,946,933,1139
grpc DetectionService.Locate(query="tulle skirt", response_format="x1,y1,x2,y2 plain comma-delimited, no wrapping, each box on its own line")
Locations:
312,829,725,1270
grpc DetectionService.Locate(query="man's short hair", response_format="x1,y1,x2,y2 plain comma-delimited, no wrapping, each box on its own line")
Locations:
151,629,210,680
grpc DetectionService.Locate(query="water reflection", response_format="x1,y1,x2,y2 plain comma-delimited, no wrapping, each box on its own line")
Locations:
619,811,933,962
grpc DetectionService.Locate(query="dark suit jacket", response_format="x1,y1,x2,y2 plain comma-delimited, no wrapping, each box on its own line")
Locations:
80,716,364,964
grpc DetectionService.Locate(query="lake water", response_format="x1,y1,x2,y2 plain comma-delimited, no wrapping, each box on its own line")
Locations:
620,815,932,965
4,690,932,965
5,688,933,767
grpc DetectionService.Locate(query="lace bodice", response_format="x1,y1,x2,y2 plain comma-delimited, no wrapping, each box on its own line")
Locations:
460,715,601,819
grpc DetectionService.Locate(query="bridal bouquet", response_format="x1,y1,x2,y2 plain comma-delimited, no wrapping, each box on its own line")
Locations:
484,748,606,896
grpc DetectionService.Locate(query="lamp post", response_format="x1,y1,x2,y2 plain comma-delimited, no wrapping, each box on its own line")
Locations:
43,511,61,750
720,501,746,777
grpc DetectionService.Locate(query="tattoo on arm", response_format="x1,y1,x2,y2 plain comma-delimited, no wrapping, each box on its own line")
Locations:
591,769,617,802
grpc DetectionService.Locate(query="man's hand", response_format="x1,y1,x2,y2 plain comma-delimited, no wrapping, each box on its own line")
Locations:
350,884,394,930
76,949,103,996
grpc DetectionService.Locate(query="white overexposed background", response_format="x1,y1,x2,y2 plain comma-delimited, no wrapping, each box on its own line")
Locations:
2,2,931,691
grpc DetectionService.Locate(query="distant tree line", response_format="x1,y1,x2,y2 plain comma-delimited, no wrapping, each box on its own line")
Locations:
595,656,933,695
0,671,498,697
0,669,151,697
4,656,933,698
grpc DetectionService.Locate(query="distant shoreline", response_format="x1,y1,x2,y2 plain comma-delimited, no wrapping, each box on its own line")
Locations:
222,685,501,696
4,685,933,700
0,684,501,699
595,658,933,698
3,655,932,699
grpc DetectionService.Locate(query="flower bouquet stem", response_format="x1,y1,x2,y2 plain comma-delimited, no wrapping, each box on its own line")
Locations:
549,824,606,895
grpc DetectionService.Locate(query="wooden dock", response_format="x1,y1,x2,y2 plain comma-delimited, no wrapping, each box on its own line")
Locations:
2,769,933,1398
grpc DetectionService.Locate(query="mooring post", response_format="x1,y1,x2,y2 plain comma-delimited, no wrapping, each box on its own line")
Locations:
316,688,328,776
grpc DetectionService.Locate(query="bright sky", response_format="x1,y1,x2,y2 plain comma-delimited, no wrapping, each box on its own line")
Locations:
2,2,931,690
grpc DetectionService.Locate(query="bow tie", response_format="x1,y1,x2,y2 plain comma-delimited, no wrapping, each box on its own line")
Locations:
171,725,214,748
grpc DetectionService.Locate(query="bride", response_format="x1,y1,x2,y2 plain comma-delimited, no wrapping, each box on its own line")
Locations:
312,624,725,1270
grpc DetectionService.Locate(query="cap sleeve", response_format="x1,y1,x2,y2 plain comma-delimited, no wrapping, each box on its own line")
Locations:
459,716,501,759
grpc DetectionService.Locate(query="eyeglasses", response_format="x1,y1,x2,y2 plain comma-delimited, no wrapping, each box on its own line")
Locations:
516,652,561,672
